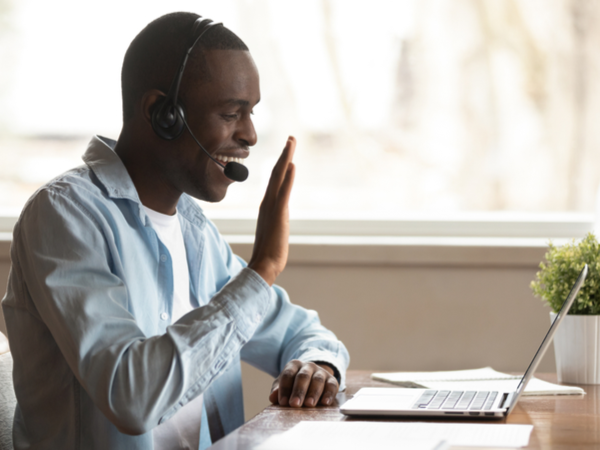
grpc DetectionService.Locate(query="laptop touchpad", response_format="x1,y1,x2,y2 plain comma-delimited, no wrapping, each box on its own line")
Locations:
345,388,423,411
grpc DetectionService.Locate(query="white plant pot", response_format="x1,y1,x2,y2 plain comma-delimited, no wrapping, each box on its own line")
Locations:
551,313,600,384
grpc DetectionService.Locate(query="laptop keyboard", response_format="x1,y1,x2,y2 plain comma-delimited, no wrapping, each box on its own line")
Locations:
412,390,498,410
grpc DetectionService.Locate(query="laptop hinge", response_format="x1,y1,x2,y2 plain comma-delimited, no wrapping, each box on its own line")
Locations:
499,392,514,410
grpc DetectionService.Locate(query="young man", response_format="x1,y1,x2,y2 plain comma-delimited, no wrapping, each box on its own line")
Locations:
2,12,349,450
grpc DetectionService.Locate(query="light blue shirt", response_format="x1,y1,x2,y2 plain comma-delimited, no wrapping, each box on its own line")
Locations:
2,136,349,450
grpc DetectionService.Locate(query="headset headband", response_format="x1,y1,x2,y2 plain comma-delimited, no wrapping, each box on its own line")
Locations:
152,17,223,139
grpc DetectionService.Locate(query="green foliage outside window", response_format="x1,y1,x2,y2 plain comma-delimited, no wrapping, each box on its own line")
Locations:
531,233,600,315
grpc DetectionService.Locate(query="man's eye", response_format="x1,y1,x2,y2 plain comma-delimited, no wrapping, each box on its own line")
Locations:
222,113,238,121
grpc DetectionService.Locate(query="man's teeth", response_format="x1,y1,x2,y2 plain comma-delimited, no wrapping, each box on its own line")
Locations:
215,155,245,165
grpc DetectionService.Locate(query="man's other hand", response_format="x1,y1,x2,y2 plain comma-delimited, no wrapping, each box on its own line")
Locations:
248,136,296,286
269,360,339,408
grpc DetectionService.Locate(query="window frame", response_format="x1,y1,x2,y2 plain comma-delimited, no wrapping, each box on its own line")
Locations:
0,211,593,238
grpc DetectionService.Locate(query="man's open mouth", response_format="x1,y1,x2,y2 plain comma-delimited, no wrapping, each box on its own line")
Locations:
215,155,246,165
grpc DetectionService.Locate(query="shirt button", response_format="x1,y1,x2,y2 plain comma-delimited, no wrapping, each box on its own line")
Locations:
254,313,261,324
160,254,167,262
160,312,169,321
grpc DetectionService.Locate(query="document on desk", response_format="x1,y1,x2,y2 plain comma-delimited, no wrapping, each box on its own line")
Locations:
372,367,585,395
254,421,533,450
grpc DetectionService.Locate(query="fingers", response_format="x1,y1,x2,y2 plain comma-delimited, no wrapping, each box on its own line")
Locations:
319,377,339,406
274,162,295,213
264,136,296,205
248,136,296,286
269,381,280,404
303,368,326,407
273,136,296,183
272,360,339,408
289,363,316,407
275,360,301,406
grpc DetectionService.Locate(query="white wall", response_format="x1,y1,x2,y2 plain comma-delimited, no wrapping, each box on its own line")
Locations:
0,238,554,422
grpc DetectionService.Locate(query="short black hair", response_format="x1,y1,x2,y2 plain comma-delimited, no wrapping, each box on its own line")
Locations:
121,12,249,122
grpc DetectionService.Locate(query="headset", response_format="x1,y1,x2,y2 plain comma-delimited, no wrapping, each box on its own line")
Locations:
151,17,249,182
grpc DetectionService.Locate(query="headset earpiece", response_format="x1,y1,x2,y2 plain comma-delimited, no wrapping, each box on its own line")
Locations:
151,96,186,140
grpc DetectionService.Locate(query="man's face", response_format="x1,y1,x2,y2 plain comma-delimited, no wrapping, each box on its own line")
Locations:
158,49,260,203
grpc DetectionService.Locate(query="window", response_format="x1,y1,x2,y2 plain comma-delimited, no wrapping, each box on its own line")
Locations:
1,0,599,224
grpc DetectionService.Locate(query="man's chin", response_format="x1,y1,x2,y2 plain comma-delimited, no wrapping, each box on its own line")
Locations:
188,186,228,204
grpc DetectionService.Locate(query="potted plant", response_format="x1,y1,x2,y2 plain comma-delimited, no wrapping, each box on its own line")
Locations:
531,233,600,384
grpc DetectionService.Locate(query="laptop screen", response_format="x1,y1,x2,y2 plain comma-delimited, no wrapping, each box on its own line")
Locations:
506,264,588,414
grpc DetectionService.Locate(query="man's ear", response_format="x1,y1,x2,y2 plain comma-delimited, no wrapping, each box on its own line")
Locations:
140,89,167,125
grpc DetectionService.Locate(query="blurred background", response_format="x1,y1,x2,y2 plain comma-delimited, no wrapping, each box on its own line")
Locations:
1,0,599,218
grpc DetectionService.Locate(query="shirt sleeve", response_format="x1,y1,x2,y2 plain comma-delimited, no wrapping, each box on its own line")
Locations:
206,218,350,390
239,278,350,390
12,189,272,435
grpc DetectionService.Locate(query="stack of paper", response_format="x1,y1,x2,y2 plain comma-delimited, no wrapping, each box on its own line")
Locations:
255,421,534,450
371,367,585,395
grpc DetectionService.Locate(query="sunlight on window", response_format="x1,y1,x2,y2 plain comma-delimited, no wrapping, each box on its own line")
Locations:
1,0,599,216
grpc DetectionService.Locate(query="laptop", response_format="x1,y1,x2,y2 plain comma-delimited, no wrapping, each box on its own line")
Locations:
340,264,588,419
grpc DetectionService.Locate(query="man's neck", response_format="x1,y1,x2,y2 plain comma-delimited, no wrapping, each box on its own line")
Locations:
114,127,182,215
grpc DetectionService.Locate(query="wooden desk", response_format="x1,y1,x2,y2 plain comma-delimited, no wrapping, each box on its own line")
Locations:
210,371,600,449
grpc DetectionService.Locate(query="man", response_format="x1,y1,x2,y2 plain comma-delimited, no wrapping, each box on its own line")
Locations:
2,12,349,450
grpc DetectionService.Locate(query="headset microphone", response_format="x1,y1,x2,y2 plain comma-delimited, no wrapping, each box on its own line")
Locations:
181,115,249,182
151,17,249,183
224,161,249,182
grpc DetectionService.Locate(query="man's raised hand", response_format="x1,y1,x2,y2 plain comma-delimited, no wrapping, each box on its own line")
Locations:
248,136,296,286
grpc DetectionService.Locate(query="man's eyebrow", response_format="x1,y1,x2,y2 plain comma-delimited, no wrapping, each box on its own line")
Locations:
221,98,260,107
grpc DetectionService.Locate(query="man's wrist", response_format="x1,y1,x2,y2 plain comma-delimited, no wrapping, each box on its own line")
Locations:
248,261,277,286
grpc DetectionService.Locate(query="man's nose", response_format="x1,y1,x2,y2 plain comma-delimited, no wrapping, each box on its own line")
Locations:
237,115,257,147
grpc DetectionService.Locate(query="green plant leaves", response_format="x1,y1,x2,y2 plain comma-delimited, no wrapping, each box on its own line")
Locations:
531,233,600,314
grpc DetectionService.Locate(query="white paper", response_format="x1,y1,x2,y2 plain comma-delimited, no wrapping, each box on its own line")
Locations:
423,378,585,396
372,367,585,395
255,422,447,450
372,367,518,383
254,421,533,450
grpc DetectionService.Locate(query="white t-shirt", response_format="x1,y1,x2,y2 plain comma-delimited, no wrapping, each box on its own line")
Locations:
143,206,192,323
143,206,204,450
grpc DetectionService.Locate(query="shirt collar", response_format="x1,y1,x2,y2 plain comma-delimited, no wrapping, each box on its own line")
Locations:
82,135,140,203
82,135,206,229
